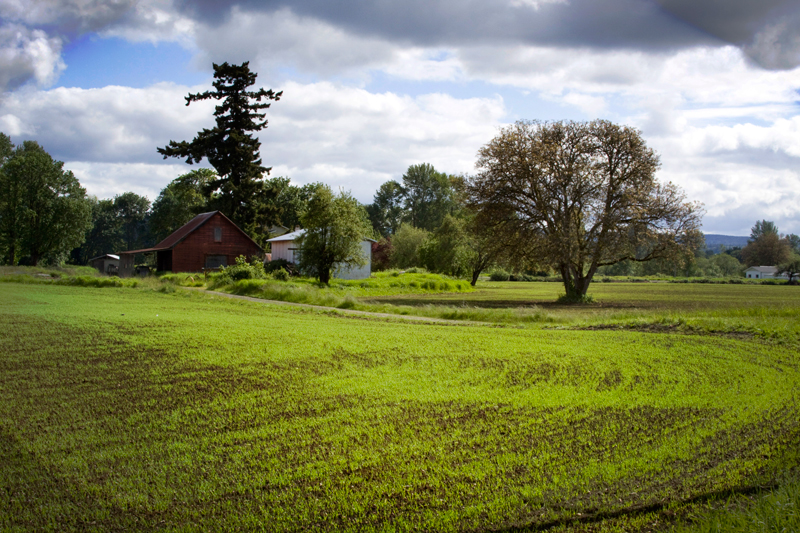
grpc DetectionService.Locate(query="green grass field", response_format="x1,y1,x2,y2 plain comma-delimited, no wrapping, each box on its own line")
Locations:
1,280,799,531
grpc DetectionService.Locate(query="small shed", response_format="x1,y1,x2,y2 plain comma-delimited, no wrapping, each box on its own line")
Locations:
266,229,375,280
118,211,262,276
745,266,789,279
89,254,120,275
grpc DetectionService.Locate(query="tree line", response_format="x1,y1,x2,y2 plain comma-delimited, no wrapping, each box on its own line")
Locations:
11,60,795,296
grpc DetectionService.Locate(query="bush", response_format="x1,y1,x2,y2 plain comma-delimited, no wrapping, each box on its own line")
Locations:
489,269,510,282
556,293,595,304
264,259,299,277
274,267,290,282
219,256,266,283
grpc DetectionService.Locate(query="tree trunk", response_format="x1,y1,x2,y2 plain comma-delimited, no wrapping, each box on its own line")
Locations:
471,268,480,286
560,263,594,299
319,266,331,284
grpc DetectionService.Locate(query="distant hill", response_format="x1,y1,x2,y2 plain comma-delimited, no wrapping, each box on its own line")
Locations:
703,234,749,251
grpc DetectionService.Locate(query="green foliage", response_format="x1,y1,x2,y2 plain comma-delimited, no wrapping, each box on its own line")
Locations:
556,292,596,304
263,177,326,232
742,232,791,267
470,120,703,299
149,169,215,243
418,214,474,278
750,219,779,240
217,255,266,283
366,180,405,237
777,254,800,284
273,267,290,281
112,191,151,251
0,138,92,266
400,163,459,231
157,62,282,237
264,258,299,277
711,252,743,276
297,185,372,284
489,268,510,281
389,223,429,269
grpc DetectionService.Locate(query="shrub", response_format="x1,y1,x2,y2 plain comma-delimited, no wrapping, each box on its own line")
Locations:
219,255,266,283
556,293,595,304
274,267,290,282
264,259,299,277
489,269,510,282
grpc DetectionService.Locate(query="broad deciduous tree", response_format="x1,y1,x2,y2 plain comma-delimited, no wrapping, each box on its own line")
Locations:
777,254,800,284
367,180,405,237
741,232,791,266
0,139,91,265
389,223,430,269
401,163,458,231
469,120,703,299
113,192,151,251
157,61,282,237
297,185,372,284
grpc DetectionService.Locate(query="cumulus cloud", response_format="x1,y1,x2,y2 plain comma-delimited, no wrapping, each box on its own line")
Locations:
192,7,395,79
654,0,800,69
68,161,188,201
0,80,506,202
0,25,65,91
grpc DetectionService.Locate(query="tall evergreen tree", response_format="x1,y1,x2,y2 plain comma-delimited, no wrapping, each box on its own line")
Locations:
157,62,282,238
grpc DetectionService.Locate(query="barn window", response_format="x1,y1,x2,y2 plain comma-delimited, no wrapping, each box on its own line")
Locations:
205,255,227,269
214,227,222,242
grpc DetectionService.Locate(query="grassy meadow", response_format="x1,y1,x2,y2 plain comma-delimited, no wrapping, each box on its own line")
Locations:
1,275,799,531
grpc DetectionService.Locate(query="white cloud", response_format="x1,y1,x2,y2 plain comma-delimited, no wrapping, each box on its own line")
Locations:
67,161,188,201
2,80,507,203
0,82,215,163
265,81,507,201
0,24,64,91
191,7,395,81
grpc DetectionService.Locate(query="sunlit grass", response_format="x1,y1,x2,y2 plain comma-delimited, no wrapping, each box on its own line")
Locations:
1,282,799,531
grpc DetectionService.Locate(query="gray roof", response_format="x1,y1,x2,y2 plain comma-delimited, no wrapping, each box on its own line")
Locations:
266,228,377,243
745,266,778,273
89,254,119,261
266,229,306,242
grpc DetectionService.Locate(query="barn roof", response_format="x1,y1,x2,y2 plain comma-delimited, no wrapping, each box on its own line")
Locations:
88,254,120,261
120,211,262,255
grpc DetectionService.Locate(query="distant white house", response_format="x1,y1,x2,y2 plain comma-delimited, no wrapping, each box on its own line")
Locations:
745,266,789,279
266,229,375,280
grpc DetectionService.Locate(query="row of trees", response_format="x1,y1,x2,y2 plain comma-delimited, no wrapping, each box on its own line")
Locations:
5,59,791,294
365,121,705,297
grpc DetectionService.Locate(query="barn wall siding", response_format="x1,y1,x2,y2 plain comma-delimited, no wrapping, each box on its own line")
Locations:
171,213,261,272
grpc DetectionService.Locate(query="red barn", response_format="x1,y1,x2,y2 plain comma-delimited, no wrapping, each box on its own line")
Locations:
119,211,262,276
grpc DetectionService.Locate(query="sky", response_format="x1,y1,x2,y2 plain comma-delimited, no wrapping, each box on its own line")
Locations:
1,0,799,235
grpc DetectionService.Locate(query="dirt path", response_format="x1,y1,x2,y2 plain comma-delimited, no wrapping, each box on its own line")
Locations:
180,287,492,326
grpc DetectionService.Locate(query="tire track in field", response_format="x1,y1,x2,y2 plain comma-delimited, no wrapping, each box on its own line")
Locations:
179,287,495,326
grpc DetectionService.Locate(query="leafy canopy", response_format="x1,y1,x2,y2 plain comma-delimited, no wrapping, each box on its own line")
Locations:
0,138,91,266
157,62,282,237
297,185,372,284
469,120,703,298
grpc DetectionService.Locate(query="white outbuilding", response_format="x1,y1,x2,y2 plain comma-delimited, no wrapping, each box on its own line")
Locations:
266,229,375,280
744,266,788,279
89,254,120,275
